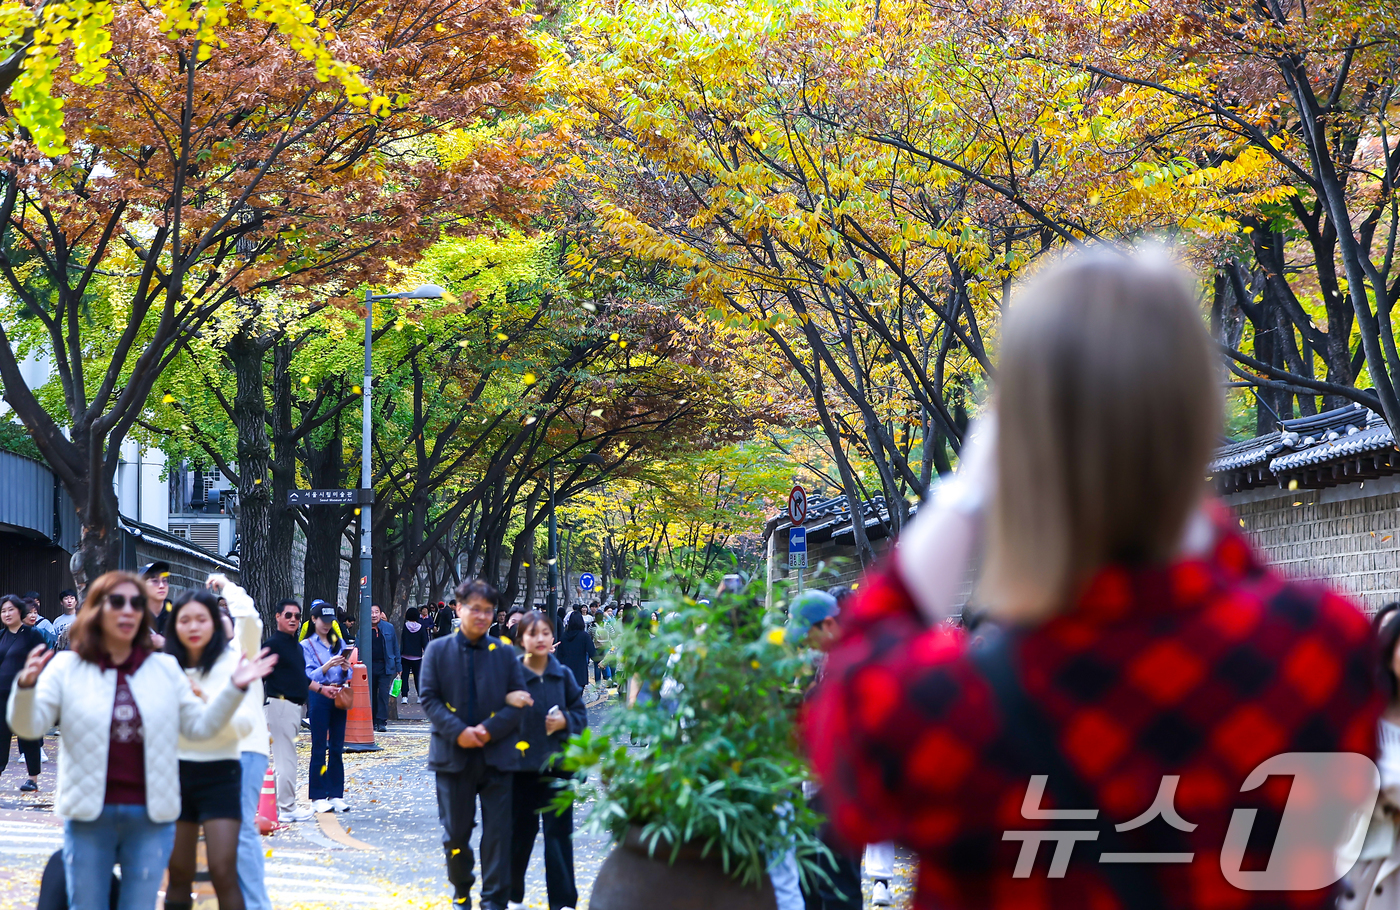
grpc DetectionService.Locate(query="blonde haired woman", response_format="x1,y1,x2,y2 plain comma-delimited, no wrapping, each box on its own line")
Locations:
806,250,1380,910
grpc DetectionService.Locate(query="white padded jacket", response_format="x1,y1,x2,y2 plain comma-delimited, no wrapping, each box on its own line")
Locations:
6,650,246,822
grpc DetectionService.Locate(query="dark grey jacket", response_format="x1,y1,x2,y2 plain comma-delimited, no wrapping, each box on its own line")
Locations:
511,653,588,773
420,631,528,772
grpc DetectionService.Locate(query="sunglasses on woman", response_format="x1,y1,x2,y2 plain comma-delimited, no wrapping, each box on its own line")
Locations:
105,594,148,611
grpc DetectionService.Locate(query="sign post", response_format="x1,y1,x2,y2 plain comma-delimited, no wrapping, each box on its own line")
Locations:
579,572,596,593
787,485,808,595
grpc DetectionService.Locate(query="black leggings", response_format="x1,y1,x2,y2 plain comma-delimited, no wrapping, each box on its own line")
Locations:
0,713,41,777
400,658,423,699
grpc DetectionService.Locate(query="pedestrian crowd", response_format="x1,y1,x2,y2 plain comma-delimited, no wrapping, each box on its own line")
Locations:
14,247,1394,910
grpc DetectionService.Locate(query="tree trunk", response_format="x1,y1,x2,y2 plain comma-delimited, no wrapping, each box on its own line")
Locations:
264,341,296,623
228,332,275,618
301,413,348,608
70,478,122,592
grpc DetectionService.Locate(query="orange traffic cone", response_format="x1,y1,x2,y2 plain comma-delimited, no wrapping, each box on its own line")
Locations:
344,649,380,752
256,766,279,834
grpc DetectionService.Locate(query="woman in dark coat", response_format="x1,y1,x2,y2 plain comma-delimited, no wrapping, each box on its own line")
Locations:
553,611,596,688
508,610,588,910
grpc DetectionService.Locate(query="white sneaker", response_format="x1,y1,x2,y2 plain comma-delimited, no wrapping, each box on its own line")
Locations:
400,696,408,705
288,806,315,822
312,799,332,814
872,880,892,906
328,797,349,812
507,903,527,910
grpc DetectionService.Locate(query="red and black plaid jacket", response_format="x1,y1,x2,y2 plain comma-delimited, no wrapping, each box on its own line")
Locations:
805,514,1380,910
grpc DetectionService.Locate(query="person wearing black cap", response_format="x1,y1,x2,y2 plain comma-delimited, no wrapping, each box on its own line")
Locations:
301,600,351,813
140,562,173,647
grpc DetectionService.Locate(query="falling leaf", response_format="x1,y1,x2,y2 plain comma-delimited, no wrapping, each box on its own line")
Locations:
301,375,311,384
765,628,785,645
353,385,362,394
162,393,175,403
609,332,620,341
516,741,530,752
321,764,328,774
1292,502,1302,506
1239,519,1245,527
589,409,603,417
488,643,497,651
1288,479,1299,491
523,372,537,385
496,332,508,341
1385,537,1393,543
750,660,761,669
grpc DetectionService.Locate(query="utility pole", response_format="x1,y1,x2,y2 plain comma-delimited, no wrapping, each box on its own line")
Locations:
359,288,374,697
357,284,444,714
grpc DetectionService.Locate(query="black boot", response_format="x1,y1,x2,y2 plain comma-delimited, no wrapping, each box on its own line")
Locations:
444,841,475,906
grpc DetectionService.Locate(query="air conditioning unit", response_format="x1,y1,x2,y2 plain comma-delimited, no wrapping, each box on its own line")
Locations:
170,522,222,552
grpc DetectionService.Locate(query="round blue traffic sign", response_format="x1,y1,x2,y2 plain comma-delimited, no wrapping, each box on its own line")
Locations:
579,573,596,591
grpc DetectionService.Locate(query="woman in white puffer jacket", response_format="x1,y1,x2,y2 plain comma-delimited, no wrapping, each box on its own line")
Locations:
6,571,276,910
163,589,259,910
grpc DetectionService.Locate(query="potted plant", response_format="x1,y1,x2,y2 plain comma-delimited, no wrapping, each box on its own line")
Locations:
559,577,829,910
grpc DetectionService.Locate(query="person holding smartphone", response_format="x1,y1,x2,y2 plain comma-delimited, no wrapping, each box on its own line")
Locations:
508,610,587,910
301,603,351,814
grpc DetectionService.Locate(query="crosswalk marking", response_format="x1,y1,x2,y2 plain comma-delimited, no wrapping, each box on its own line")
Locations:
7,822,63,856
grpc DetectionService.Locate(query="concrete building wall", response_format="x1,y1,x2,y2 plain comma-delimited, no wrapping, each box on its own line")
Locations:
1224,473,1400,615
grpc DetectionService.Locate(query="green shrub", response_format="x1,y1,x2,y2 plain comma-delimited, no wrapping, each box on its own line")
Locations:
559,577,829,888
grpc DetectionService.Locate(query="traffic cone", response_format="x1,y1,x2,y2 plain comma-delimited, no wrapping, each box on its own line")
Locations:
344,650,380,752
256,766,279,834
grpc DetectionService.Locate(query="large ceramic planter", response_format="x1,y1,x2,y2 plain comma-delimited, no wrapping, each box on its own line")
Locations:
588,825,778,910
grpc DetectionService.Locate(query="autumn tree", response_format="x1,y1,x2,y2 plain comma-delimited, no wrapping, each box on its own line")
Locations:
0,0,545,587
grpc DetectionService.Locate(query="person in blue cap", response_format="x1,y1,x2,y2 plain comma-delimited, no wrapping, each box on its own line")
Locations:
786,588,864,910
788,590,841,655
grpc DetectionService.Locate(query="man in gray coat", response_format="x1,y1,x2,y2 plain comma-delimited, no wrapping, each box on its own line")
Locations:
420,579,531,910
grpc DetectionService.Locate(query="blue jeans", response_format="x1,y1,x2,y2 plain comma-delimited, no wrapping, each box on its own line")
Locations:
64,804,175,910
238,752,272,910
307,692,346,800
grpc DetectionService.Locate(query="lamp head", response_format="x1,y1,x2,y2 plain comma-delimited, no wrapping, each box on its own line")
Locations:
394,284,447,300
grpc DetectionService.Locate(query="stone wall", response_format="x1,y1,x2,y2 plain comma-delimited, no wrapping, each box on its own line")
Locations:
1224,473,1400,615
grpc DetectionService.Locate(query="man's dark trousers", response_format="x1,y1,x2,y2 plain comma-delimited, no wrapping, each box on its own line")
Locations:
437,751,513,908
371,675,392,728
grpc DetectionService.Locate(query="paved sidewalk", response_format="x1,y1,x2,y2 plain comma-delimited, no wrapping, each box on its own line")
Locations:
0,691,916,909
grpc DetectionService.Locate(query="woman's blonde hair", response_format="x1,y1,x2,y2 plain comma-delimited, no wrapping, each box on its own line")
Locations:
982,248,1221,622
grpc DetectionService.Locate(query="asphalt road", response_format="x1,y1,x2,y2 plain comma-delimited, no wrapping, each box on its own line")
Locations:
0,691,914,909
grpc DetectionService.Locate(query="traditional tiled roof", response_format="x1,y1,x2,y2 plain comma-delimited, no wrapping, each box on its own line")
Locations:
1211,402,1399,492
765,494,907,544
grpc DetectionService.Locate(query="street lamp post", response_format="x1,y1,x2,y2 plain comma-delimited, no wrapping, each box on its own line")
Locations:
547,453,604,616
360,284,444,717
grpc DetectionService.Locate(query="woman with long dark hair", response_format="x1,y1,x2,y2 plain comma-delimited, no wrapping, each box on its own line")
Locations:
509,610,587,910
806,250,1382,910
164,590,254,910
6,572,275,910
301,601,351,813
0,594,45,792
554,611,596,689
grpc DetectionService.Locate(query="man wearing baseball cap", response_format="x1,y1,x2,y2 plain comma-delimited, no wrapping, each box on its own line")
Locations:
787,590,841,651
140,560,173,647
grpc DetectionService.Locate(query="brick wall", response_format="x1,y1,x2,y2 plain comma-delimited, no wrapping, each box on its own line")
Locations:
1224,473,1400,615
